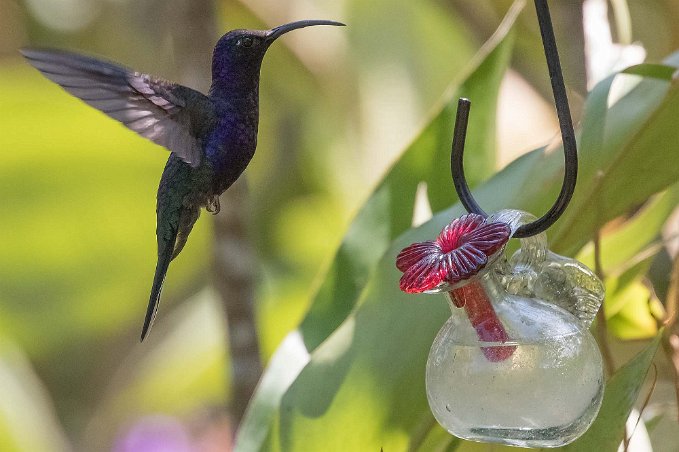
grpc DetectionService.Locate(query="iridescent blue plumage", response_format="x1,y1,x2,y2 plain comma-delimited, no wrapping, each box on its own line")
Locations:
21,19,344,341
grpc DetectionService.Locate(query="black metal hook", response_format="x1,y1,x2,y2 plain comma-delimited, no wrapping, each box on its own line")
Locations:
451,0,578,238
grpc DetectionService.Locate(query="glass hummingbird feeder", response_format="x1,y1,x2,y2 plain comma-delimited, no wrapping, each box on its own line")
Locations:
397,211,605,448
395,0,606,447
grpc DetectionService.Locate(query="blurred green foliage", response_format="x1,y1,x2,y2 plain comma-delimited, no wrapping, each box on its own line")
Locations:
1,0,679,451
0,63,211,349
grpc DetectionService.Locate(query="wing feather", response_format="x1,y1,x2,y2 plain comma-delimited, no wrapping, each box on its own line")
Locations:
21,48,217,167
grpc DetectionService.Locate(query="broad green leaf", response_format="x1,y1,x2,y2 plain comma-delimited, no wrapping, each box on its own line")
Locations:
577,184,679,274
551,57,679,255
574,183,679,340
623,63,678,80
235,4,521,450
299,3,520,350
414,421,460,452
607,283,657,339
604,267,657,339
265,54,679,450
275,270,450,451
604,262,651,318
560,334,661,451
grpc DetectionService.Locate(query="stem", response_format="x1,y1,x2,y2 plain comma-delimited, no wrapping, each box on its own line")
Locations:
593,232,615,377
662,254,679,425
610,0,633,45
213,178,262,426
450,280,516,362
665,335,679,424
593,231,628,448
170,0,262,428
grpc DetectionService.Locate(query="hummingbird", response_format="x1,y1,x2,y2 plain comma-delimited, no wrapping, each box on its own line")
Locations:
21,19,344,341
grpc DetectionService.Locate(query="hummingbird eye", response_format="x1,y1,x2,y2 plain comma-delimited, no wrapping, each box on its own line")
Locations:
238,37,254,48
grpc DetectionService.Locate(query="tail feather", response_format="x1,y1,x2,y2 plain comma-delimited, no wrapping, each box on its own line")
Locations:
140,236,176,342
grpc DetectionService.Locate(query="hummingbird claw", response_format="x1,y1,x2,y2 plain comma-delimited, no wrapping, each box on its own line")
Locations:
207,195,221,214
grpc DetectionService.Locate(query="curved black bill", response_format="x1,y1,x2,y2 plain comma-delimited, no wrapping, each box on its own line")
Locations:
266,20,345,41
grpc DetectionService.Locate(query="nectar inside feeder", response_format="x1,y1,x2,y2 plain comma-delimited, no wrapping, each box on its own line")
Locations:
397,211,605,448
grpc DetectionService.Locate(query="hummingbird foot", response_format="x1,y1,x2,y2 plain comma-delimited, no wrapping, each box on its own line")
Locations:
206,195,221,214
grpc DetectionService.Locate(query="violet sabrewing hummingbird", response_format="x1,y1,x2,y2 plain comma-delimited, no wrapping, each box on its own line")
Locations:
21,19,344,341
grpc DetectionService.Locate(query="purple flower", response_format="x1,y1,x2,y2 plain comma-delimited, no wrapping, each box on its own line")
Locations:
113,415,193,452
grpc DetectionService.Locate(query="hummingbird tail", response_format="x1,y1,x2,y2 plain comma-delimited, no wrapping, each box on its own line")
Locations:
140,237,176,342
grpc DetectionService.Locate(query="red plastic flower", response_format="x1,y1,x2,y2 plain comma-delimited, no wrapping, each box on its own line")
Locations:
397,213,515,361
396,214,510,293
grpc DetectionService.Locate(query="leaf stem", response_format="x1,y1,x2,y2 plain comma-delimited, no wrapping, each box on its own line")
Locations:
661,254,679,425
594,230,632,450
593,231,616,377
213,178,262,427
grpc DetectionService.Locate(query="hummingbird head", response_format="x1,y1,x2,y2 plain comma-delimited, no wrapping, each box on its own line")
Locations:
211,20,344,88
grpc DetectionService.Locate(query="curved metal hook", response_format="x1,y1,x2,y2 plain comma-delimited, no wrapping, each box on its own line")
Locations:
451,0,578,238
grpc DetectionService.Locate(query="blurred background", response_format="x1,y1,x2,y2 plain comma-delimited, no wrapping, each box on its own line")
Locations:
1,0,679,450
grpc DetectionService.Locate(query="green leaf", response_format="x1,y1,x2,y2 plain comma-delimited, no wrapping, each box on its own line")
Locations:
275,271,450,451
413,421,460,452
606,277,657,339
577,184,679,274
604,262,651,318
299,2,519,351
551,55,679,255
623,63,678,80
560,334,661,451
235,3,522,449
574,184,679,340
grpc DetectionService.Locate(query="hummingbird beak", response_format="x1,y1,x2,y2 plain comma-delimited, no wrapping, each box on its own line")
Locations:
266,20,345,42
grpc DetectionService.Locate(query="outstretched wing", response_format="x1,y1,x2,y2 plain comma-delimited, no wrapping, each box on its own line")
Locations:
21,48,216,167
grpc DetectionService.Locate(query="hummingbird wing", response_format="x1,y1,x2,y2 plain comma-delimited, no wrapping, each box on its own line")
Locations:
21,48,216,167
